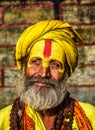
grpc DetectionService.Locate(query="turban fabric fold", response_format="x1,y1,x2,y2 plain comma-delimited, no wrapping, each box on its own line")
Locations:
16,20,83,74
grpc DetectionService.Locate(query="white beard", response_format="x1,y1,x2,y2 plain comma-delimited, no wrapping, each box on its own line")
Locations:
19,75,68,111
20,83,67,111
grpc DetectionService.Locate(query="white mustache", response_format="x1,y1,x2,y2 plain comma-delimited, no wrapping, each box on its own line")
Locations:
25,76,60,90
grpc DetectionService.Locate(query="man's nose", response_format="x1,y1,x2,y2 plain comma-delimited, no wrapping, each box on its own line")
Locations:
40,67,50,77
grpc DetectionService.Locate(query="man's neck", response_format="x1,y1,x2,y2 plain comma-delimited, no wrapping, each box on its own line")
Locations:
39,108,58,130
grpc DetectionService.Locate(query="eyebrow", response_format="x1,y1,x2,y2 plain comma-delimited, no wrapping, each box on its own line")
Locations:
30,57,42,61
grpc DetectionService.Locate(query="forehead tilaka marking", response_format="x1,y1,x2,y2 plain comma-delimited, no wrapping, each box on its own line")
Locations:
43,39,52,58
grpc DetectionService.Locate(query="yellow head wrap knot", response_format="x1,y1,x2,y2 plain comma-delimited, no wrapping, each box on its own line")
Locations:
16,20,83,75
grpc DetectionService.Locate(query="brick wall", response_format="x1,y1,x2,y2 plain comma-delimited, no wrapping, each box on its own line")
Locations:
0,0,95,109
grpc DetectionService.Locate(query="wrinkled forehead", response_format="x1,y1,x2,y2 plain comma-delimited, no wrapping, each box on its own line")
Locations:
29,39,65,64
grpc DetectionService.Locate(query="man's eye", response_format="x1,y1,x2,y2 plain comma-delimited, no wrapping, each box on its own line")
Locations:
50,62,62,69
31,59,41,65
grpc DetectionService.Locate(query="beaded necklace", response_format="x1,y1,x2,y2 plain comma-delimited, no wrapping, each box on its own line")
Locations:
10,93,92,130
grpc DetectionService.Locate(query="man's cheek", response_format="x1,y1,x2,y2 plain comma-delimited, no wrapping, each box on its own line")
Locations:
25,67,35,77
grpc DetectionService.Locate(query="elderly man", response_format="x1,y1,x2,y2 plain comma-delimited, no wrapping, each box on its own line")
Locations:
0,20,95,130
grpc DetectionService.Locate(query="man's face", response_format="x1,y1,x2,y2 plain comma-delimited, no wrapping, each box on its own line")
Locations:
26,39,65,81
20,40,67,110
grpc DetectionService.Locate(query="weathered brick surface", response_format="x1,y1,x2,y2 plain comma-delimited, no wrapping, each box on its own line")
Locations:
78,45,95,64
68,87,95,105
76,26,95,44
5,68,21,86
0,1,20,5
63,5,95,24
0,70,1,86
0,27,26,45
62,0,76,3
81,0,95,3
0,47,15,66
0,8,2,24
0,0,95,109
0,88,17,109
66,66,95,85
5,6,54,24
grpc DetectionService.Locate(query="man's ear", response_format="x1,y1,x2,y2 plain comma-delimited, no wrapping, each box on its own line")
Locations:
21,54,29,72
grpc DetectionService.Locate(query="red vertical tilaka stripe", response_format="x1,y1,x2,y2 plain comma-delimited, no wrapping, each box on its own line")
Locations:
43,39,52,58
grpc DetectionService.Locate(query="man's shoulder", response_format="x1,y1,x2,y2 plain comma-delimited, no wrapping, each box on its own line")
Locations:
79,101,95,128
0,105,12,113
79,101,95,114
0,105,12,130
77,101,95,118
0,105,12,118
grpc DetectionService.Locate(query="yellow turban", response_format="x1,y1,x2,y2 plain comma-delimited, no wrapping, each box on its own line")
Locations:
16,20,83,74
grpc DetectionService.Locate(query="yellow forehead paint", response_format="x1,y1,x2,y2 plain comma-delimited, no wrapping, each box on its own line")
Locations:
27,40,65,73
